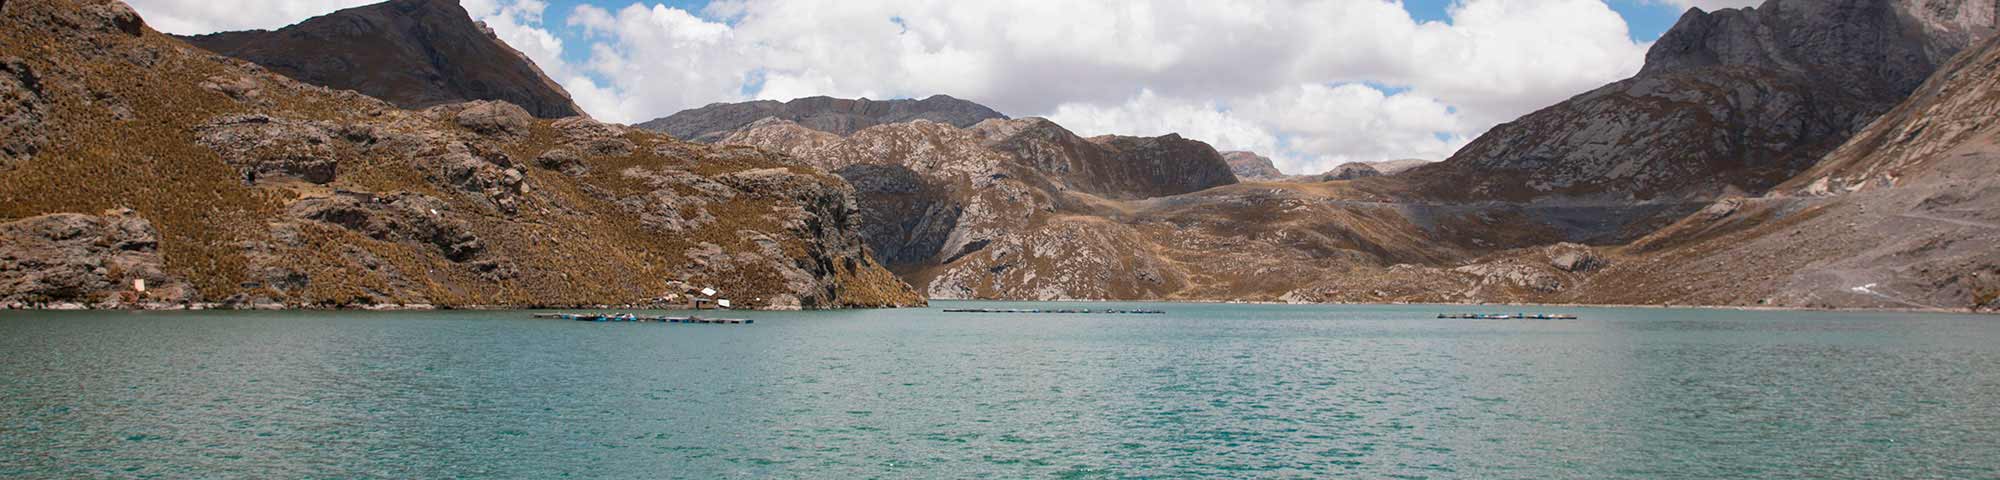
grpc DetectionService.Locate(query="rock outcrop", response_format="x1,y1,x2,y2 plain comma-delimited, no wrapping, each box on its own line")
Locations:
640,94,1007,143
1412,0,1996,202
0,209,194,306
0,0,919,309
181,0,585,119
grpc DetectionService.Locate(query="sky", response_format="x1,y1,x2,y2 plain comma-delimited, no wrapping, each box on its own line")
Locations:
127,0,1762,175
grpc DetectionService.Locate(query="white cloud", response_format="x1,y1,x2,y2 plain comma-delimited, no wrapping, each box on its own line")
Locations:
1048,84,1470,174
124,0,376,34
561,0,1649,172
131,0,1661,174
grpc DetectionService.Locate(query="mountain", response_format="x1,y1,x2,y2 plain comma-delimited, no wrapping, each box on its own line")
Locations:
638,95,1008,143
1410,0,1996,202
1575,32,2000,311
180,0,586,119
719,115,1245,299
0,0,919,309
1223,151,1286,181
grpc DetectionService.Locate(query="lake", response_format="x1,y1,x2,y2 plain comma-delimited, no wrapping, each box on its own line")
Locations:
2,302,1997,478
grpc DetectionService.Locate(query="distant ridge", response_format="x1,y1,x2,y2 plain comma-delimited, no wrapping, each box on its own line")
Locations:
637,95,1007,143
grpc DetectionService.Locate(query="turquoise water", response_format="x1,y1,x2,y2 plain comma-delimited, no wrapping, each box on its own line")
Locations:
2,302,1997,478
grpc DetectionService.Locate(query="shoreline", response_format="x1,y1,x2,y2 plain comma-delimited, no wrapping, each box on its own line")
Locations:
2,298,1990,316
930,298,1998,316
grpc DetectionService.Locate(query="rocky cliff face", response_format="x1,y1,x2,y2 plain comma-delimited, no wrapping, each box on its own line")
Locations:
640,95,1007,143
1416,0,1996,202
181,0,586,119
721,118,1054,278
720,114,1256,299
0,0,920,309
972,118,1238,199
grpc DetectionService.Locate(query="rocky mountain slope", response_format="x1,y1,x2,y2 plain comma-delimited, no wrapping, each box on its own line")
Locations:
1571,32,2000,311
181,0,586,119
639,95,1007,143
0,0,920,309
1409,0,1996,202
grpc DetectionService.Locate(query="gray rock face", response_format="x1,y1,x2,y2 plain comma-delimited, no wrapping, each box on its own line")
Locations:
0,210,193,305
1223,151,1286,181
834,163,961,267
195,114,344,184
181,0,585,118
638,94,1008,143
289,192,483,261
973,118,1238,200
1424,0,1996,202
0,57,45,165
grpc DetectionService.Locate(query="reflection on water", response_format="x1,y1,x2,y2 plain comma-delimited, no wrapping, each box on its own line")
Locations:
2,303,1996,478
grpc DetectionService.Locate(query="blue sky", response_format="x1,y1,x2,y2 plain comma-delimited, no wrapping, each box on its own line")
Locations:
1400,0,1694,40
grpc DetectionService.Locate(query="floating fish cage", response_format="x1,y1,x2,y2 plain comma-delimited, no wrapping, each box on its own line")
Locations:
1435,313,1578,320
532,313,753,325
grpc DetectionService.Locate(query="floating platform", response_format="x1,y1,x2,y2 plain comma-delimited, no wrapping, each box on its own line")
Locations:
1436,313,1578,320
532,312,752,324
942,308,1166,315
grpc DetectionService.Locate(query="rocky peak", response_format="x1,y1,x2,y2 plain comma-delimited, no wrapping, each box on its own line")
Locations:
1424,0,1996,203
1643,0,1995,97
638,94,1009,143
1318,162,1382,181
181,0,585,119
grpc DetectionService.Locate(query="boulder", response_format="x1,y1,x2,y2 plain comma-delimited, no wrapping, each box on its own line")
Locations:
85,1,143,36
1546,242,1608,272
450,100,533,138
534,147,585,175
